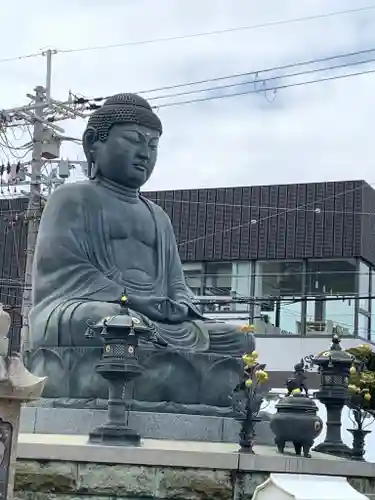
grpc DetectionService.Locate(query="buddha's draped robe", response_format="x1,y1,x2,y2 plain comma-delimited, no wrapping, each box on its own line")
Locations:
30,180,249,355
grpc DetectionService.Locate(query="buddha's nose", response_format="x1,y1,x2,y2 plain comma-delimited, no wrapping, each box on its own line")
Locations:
138,144,150,160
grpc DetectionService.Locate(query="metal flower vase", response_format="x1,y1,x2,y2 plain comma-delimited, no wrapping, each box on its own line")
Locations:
348,428,371,461
231,350,268,454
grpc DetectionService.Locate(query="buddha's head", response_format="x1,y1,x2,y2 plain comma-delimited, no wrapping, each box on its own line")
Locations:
83,93,162,188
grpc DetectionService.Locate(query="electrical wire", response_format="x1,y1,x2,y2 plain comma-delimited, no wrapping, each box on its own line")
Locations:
74,47,375,106
0,51,43,64
147,56,375,103
57,5,375,54
1,288,375,308
1,5,374,66
154,66,375,109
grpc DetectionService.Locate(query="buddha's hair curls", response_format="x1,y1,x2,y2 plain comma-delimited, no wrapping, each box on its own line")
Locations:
83,93,162,144
82,93,162,178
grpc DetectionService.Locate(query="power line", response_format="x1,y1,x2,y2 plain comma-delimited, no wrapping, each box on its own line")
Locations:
1,5,374,65
154,66,375,109
0,51,42,64
57,5,375,55
0,268,374,284
76,47,375,103
148,56,375,103
147,47,375,97
0,288,374,305
77,47,375,110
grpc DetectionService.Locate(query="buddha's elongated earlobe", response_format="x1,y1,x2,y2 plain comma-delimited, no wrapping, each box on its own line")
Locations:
83,128,98,178
88,158,99,180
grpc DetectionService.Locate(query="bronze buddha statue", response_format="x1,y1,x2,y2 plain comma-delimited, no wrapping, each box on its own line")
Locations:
29,93,254,410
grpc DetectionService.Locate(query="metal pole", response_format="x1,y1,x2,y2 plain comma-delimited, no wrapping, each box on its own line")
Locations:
20,85,45,353
43,49,56,104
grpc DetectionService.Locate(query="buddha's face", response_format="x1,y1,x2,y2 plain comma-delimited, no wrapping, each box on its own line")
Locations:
92,123,160,188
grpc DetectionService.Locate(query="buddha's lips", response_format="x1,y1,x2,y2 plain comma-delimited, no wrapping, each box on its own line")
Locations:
133,163,147,171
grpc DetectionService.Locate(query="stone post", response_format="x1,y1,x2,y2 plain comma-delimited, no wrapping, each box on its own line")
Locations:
0,355,46,498
0,305,46,499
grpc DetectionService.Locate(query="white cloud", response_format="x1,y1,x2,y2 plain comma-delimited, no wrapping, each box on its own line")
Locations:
1,0,375,189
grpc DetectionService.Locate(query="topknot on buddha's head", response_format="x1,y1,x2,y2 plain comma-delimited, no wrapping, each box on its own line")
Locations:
84,93,162,144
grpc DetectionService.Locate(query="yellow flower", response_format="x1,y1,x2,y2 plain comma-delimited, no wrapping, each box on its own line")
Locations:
358,344,372,352
251,351,259,359
255,370,268,382
240,324,256,333
242,354,256,366
350,365,357,375
292,388,301,395
348,384,358,393
245,379,253,387
364,392,372,402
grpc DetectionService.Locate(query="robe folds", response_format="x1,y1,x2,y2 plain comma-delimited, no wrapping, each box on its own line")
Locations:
30,180,249,355
30,180,210,348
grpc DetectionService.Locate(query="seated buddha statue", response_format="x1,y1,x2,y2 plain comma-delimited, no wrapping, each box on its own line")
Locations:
29,93,254,406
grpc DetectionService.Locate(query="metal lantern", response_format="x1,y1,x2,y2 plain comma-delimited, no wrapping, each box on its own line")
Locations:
312,334,353,458
86,294,166,446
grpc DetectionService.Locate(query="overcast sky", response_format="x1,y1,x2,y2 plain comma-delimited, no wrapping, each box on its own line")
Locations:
1,0,375,191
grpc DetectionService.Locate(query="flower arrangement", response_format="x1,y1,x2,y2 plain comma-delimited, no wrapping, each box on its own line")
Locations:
346,344,375,415
231,350,269,453
242,351,269,387
343,344,375,459
240,324,256,333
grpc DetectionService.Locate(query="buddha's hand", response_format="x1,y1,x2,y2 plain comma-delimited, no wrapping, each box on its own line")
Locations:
126,295,188,323
165,300,189,323
126,294,168,321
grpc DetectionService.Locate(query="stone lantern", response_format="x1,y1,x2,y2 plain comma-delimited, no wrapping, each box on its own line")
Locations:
312,334,353,458
85,294,167,446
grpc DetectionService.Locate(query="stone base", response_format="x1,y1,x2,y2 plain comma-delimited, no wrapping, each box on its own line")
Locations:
89,423,141,446
26,346,252,416
313,441,353,459
14,434,375,499
0,399,21,500
20,406,274,445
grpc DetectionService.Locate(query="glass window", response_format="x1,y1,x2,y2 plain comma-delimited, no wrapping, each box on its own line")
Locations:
358,312,370,340
306,260,356,336
183,263,204,296
204,263,233,296
371,270,375,342
184,270,203,296
254,261,303,335
359,261,370,311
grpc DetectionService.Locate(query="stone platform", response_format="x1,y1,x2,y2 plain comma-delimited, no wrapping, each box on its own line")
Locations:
19,406,274,444
14,434,375,499
27,346,249,414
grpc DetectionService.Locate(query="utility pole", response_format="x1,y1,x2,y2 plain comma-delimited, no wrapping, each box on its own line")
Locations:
20,86,45,353
0,49,86,353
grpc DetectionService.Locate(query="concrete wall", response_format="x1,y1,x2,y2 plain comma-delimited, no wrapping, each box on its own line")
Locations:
13,459,375,500
12,433,375,500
